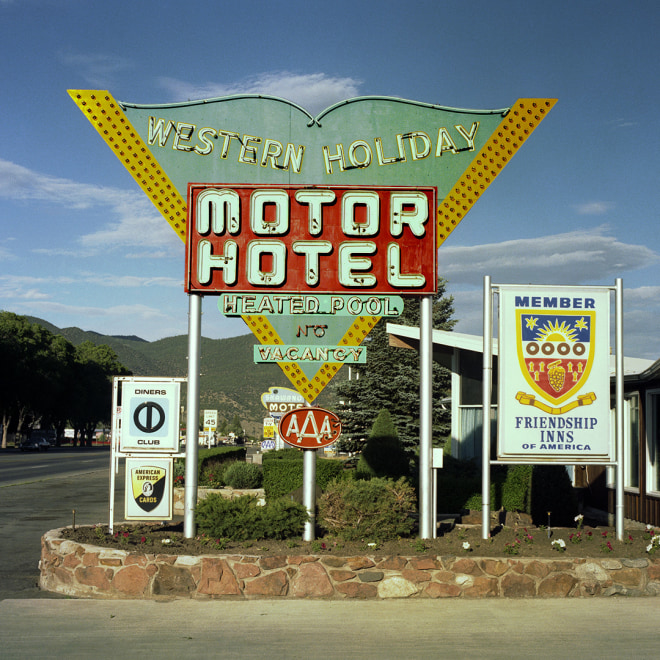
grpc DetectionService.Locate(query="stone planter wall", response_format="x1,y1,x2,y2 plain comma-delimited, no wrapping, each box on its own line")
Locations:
173,488,265,515
40,527,660,600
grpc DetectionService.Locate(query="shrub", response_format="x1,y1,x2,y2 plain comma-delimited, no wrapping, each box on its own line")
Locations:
195,494,307,540
263,457,344,501
222,462,263,489
262,448,303,461
356,409,410,480
318,477,417,541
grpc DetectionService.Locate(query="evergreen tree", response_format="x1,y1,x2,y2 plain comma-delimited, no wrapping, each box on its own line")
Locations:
357,408,410,479
334,279,455,455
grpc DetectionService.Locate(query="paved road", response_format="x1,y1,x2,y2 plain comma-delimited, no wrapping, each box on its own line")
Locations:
0,447,123,600
2,448,659,659
0,446,111,486
1,598,659,658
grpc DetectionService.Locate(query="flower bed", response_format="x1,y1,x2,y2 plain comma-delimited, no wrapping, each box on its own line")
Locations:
40,525,660,600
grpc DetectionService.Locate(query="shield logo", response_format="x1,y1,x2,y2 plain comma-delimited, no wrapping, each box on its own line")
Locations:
516,310,595,405
130,465,167,513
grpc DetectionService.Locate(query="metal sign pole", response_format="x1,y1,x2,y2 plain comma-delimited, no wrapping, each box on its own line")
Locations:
109,377,119,535
615,279,624,541
419,295,433,539
482,276,493,540
302,448,317,541
184,293,202,538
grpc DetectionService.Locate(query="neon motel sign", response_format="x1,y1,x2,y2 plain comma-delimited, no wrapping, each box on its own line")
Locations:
185,184,437,295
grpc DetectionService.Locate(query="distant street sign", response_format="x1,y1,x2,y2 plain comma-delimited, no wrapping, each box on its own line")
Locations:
261,387,306,417
261,439,276,451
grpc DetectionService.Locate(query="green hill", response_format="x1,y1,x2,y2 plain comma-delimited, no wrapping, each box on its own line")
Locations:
26,316,303,436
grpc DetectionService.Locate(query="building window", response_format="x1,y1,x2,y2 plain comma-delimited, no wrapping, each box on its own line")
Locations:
646,390,660,495
627,393,640,489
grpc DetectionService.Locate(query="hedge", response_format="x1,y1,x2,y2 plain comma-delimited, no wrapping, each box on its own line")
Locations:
436,457,577,524
262,457,344,501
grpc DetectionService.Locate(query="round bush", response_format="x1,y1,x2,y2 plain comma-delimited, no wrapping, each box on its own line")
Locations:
318,477,416,541
222,462,263,489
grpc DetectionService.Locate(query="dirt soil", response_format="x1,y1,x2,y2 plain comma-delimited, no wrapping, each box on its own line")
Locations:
62,520,659,560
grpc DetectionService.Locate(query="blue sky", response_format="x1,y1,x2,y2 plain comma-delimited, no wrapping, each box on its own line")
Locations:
1,0,658,358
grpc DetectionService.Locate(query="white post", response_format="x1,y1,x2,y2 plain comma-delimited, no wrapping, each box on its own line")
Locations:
419,295,434,539
302,449,317,541
184,294,202,538
615,279,624,541
482,276,493,540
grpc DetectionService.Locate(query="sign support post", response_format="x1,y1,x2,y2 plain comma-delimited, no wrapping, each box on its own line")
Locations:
615,278,624,541
184,293,202,538
482,276,493,539
303,449,317,541
419,295,434,539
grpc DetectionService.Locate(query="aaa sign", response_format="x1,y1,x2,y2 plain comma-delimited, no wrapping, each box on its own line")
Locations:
278,407,342,449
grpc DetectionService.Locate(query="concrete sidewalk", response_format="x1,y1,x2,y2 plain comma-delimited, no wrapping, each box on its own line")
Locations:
2,598,658,659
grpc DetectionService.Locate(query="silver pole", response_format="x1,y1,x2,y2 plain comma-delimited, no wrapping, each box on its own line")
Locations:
482,276,493,540
184,293,202,538
302,449,317,541
615,279,624,540
109,377,119,535
419,295,433,539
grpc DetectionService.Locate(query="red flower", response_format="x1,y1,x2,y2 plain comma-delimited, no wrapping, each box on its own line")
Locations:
140,536,146,543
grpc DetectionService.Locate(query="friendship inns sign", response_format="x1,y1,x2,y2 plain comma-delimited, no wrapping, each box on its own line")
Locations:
70,90,555,400
498,287,611,462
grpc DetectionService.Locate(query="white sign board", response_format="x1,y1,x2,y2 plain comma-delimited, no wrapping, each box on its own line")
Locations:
497,286,612,462
119,381,180,453
125,457,173,520
203,409,218,431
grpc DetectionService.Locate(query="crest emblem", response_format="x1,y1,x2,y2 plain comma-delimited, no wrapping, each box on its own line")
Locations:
516,310,595,406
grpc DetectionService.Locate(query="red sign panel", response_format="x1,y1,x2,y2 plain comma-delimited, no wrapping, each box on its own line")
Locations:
278,407,342,449
185,184,436,295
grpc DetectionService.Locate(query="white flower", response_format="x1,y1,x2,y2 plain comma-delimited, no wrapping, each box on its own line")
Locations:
462,541,471,550
647,524,653,530
552,539,566,549
574,514,584,522
647,543,653,553
162,538,172,544
367,542,377,548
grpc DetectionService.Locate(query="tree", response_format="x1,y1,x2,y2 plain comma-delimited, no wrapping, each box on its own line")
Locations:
334,279,456,455
356,408,410,479
0,312,65,447
69,341,130,446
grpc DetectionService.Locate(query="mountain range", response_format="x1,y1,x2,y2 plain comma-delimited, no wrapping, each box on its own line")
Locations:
27,316,340,436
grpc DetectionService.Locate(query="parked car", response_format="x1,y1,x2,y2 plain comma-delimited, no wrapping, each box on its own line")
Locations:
20,437,43,451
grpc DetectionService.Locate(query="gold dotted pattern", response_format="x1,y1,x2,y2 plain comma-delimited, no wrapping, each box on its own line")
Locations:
68,90,187,243
437,98,557,247
243,313,381,403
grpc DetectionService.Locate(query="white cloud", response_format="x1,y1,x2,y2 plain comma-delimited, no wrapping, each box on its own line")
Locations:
158,71,363,116
59,51,132,87
573,201,614,215
443,232,660,359
0,159,181,254
440,227,658,287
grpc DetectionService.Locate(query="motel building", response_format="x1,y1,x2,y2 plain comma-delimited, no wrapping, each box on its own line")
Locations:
387,323,660,528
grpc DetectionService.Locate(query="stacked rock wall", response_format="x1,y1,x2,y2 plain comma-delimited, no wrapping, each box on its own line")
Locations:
40,527,660,599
